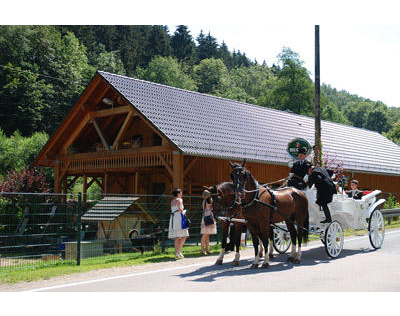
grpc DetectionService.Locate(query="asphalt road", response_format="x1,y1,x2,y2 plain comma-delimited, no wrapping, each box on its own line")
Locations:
11,228,398,292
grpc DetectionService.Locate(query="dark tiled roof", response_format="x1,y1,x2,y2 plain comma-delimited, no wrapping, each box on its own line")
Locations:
82,196,140,222
98,71,400,176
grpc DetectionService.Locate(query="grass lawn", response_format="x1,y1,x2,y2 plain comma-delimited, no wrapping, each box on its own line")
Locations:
0,244,221,284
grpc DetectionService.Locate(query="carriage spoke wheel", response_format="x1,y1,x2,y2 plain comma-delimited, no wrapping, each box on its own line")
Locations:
272,225,291,254
368,209,385,249
324,221,344,258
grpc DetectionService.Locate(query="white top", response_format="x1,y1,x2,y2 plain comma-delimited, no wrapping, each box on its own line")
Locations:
168,199,189,239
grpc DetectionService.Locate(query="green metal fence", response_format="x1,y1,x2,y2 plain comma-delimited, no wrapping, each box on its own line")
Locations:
0,192,222,269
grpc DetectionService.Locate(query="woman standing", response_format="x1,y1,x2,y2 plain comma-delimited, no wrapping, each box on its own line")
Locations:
200,196,217,255
168,188,189,259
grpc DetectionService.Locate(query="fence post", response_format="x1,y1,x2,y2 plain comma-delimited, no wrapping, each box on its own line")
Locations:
161,195,166,252
76,193,82,266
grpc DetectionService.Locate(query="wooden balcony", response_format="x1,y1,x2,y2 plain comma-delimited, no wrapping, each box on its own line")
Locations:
59,147,172,174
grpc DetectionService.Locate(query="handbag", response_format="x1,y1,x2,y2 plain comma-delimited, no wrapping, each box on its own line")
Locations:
181,212,191,229
203,214,214,226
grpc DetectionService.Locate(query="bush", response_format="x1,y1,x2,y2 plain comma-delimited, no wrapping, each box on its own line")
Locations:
0,167,50,199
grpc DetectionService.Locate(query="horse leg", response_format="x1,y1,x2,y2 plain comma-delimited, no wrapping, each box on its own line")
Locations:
258,238,264,258
294,216,306,264
216,222,228,265
286,220,297,263
259,229,270,269
232,223,241,266
248,225,260,269
268,229,274,259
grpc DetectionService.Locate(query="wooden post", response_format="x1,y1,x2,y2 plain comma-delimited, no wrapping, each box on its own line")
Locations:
172,151,184,189
314,25,322,166
54,160,61,194
83,174,87,206
62,177,68,204
134,171,139,194
104,173,108,196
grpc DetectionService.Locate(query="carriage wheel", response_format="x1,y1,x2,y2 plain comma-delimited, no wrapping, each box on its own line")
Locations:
272,226,291,254
128,229,139,240
324,221,344,258
368,209,385,249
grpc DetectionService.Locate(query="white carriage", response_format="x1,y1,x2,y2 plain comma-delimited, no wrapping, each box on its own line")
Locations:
272,189,386,258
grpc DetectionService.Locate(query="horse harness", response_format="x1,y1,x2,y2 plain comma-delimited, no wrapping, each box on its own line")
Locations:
239,179,298,232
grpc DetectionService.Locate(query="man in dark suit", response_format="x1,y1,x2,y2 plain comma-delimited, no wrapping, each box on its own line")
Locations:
307,165,337,223
287,147,312,190
347,180,363,199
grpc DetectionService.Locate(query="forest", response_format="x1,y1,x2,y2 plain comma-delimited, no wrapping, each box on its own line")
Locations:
1,25,400,189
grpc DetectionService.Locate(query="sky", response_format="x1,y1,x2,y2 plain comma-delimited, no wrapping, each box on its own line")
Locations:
171,25,400,108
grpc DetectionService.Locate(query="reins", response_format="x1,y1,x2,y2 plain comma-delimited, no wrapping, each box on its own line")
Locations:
242,177,288,193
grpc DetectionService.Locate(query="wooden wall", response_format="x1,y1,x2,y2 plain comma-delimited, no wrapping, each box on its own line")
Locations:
94,155,400,198
185,156,400,197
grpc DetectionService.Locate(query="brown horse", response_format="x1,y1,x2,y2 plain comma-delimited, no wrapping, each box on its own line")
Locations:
203,182,265,266
230,160,309,268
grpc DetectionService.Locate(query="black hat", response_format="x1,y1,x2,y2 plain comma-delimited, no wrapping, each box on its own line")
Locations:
298,147,307,154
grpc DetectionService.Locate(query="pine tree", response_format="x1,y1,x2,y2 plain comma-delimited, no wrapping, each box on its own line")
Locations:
196,31,219,62
171,25,195,62
145,25,172,64
217,41,234,69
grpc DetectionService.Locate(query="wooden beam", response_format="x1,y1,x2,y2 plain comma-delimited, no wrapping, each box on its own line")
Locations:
83,174,87,204
112,174,127,193
67,175,79,190
104,173,108,195
59,161,72,181
87,177,96,190
117,218,128,240
54,161,61,194
94,178,103,190
112,111,134,150
134,172,139,194
93,105,132,118
184,157,199,177
91,118,110,150
34,75,101,166
157,153,173,177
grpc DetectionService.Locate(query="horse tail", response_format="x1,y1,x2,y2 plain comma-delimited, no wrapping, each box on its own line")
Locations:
292,188,309,243
302,206,309,243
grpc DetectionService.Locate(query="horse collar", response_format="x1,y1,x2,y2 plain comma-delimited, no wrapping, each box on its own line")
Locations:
241,180,260,209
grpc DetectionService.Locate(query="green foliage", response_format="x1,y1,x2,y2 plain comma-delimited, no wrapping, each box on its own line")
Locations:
261,47,314,115
384,120,400,145
1,25,398,149
194,58,229,94
135,56,197,91
383,194,400,209
0,129,48,176
171,25,195,63
0,26,93,136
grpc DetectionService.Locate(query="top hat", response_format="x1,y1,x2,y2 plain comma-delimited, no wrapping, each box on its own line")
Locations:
298,147,307,154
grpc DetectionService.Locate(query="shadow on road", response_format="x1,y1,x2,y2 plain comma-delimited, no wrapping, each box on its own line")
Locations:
176,245,374,283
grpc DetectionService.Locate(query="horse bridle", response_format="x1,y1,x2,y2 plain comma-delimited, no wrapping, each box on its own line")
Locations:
231,165,278,212
206,189,241,221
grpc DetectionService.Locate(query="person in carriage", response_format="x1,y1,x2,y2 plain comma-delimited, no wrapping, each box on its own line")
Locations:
287,147,313,190
346,179,363,199
306,164,337,223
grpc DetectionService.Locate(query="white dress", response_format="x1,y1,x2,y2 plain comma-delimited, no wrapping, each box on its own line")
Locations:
168,201,189,239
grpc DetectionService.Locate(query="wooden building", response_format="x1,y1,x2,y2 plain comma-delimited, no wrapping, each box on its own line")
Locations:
33,71,400,198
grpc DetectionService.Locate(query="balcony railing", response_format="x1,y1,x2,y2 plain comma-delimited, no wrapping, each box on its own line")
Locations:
60,152,172,173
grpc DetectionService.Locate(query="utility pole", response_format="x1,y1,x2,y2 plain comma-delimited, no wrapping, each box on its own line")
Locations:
314,25,322,166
